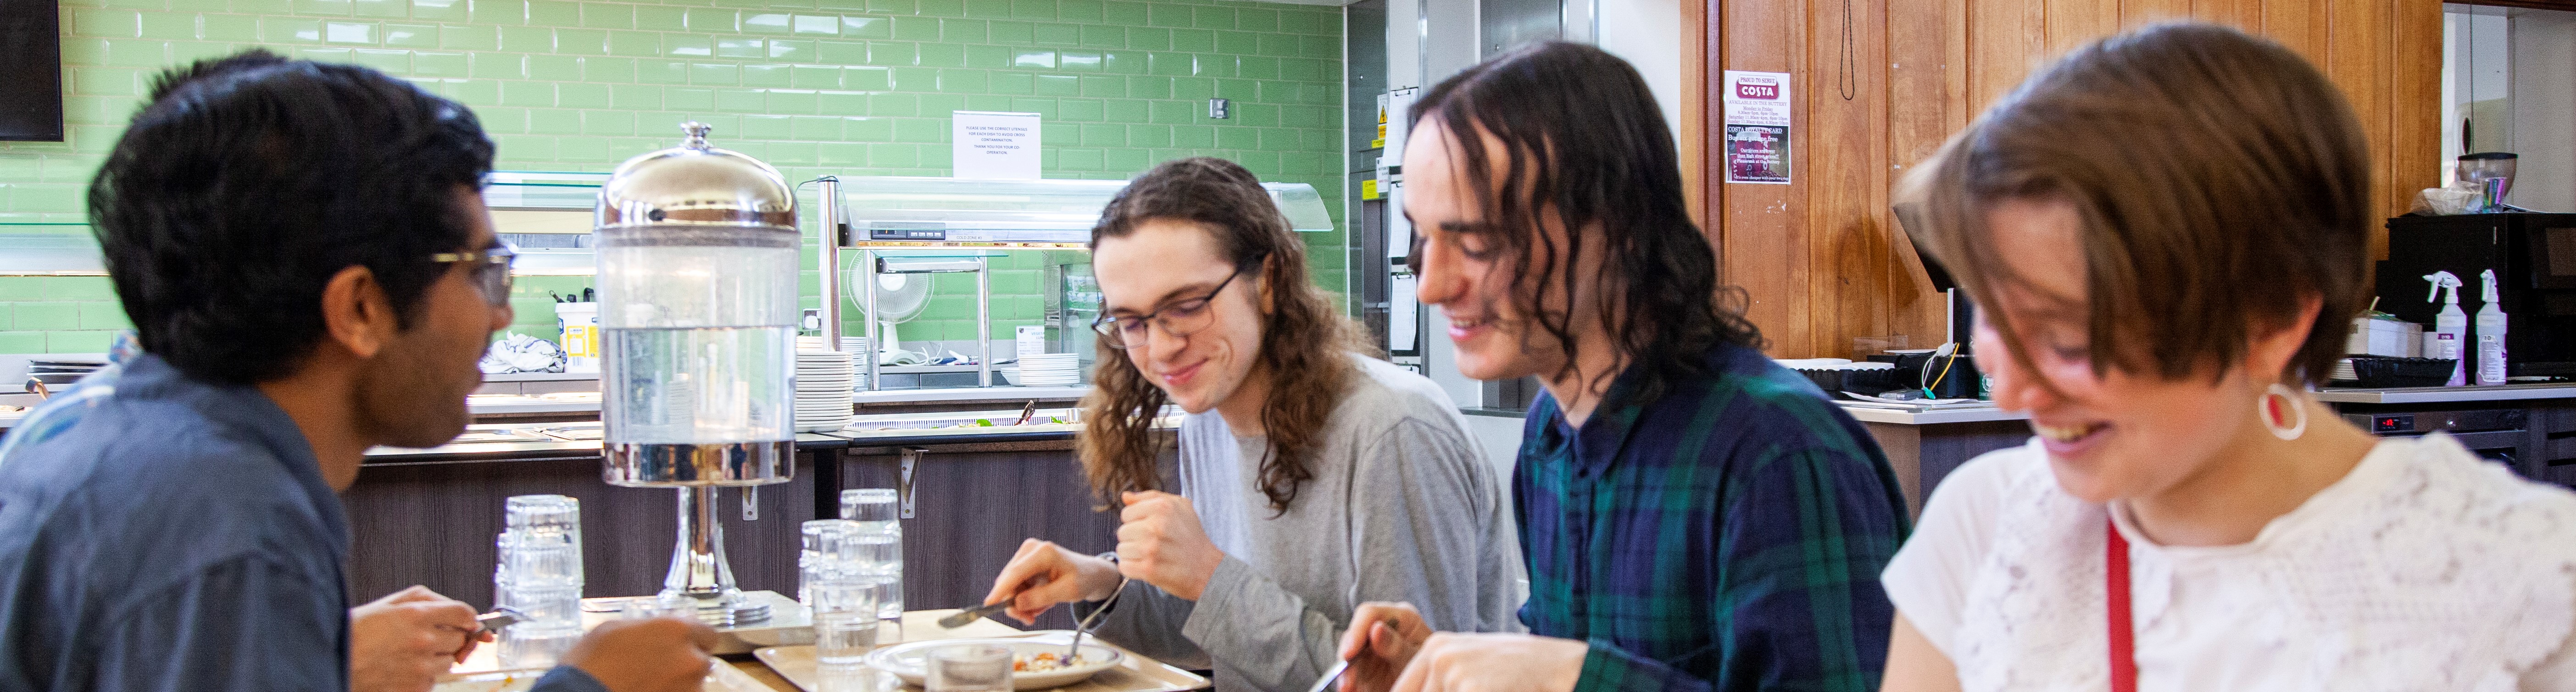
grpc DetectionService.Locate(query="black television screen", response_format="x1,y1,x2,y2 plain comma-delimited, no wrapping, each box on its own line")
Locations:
0,0,65,142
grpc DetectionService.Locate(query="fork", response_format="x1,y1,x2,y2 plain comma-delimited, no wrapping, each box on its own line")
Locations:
1065,577,1131,662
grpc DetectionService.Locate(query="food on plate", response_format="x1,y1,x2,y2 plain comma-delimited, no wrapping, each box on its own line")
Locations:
1013,652,1087,672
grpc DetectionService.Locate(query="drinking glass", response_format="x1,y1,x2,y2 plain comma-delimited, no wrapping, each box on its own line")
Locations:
926,644,1013,692
810,581,880,664
498,495,583,669
818,662,895,692
840,489,906,625
801,520,859,607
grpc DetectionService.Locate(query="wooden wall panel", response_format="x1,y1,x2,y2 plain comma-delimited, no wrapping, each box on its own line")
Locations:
1699,0,2444,358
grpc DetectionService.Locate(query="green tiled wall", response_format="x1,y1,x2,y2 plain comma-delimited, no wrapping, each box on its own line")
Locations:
0,0,1346,353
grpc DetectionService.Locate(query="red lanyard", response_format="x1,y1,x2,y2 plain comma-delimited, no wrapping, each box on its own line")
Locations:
2107,518,2138,692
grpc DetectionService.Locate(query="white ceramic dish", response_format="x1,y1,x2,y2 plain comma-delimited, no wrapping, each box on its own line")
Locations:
865,637,1124,690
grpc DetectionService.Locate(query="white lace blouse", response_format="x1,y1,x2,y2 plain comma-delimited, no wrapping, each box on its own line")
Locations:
1882,433,2576,692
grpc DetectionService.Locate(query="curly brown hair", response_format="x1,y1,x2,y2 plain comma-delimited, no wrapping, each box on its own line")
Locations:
1077,157,1371,514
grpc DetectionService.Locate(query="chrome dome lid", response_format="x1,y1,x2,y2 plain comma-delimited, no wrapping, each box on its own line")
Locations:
595,122,797,232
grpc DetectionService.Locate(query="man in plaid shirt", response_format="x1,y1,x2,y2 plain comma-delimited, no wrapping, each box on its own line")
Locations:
1335,42,1910,692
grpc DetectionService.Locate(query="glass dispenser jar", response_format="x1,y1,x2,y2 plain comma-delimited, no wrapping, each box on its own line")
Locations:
595,122,797,623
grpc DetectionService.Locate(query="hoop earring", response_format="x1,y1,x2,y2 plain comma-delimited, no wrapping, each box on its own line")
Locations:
2259,383,2308,441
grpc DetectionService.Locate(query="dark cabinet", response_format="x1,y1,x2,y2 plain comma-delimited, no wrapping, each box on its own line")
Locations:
833,443,1125,632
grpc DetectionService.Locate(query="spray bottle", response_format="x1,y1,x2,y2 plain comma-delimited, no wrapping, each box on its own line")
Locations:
2476,269,2509,385
2424,271,2468,387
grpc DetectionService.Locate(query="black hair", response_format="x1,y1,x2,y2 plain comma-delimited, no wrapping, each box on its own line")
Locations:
89,50,496,385
1408,41,1762,406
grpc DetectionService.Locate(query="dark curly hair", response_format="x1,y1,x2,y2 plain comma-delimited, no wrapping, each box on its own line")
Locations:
1077,157,1371,514
89,50,495,385
1408,41,1763,408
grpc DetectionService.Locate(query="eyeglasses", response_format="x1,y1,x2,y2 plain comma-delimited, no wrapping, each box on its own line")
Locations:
430,243,516,306
1090,268,1252,350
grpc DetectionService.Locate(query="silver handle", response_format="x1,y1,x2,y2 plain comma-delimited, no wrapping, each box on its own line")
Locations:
898,447,924,520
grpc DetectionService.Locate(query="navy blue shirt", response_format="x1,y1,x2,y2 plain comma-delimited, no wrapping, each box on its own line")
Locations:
0,354,603,692
1515,342,1910,692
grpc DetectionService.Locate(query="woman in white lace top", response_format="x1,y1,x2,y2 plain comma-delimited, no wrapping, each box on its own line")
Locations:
1876,22,2576,692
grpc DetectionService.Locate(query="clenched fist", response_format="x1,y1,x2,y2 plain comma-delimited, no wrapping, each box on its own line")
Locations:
1114,490,1227,601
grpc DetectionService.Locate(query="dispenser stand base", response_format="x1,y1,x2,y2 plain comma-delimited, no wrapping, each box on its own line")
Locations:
579,591,810,654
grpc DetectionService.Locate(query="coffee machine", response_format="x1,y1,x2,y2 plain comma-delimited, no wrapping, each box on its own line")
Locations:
2376,212,2576,380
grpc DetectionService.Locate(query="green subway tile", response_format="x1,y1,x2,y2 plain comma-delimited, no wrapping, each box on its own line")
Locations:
1233,101,1274,126
381,22,435,46
607,30,657,56
842,115,890,139
441,24,497,50
295,0,351,16
476,105,525,133
1230,150,1276,174
743,12,790,33
499,80,553,106
1002,95,1048,116
1079,122,1122,147
525,53,579,80
767,89,818,113
580,4,632,29
468,52,520,78
1101,0,1143,26
259,17,320,43
937,68,985,93
739,113,790,138
1056,0,1097,23
869,142,917,167
1277,103,1321,128
1057,97,1099,121
467,0,523,24
322,21,374,44
1126,123,1168,147
1005,0,1049,21
138,12,195,40
634,6,683,30
915,0,963,17
444,77,498,104
637,59,686,83
818,141,865,163
841,15,889,38
1255,33,1294,58
554,135,609,161
1122,26,1166,51
43,277,117,301
14,304,78,330
1298,83,1335,106
1009,49,1052,68
892,117,940,142
584,55,634,81
664,34,712,57
870,92,918,116
665,86,714,109
48,332,114,354
524,0,576,26
1037,121,1074,145
604,83,660,109
1102,148,1146,174
1168,28,1211,52
889,65,935,89
890,16,936,40
1057,147,1102,171
1145,51,1189,76
201,14,257,40
984,70,1036,95
866,40,912,65
684,8,736,32
1120,75,1163,100
818,39,866,63
78,302,132,330
1257,127,1298,152
1168,125,1211,148
1031,22,1074,45
1299,128,1337,152
935,17,983,43
915,42,963,67
845,65,890,90
409,0,462,20
714,88,765,111
792,114,841,139
790,64,840,88
353,47,409,72
741,63,790,87
1100,49,1144,74
715,37,762,58
960,94,1009,110
1029,73,1075,96
1077,23,1119,49
1217,78,1257,99
963,0,1005,17
987,19,1032,44
557,80,606,104
1056,49,1098,72
101,39,166,67
354,0,406,18
818,90,866,111
1236,55,1277,80
72,8,137,39
1191,6,1231,30
1099,99,1145,123
527,108,579,133
1280,56,1323,81
1234,7,1277,33
1280,8,1329,34
794,13,839,34
1167,77,1209,101
768,38,812,61
1074,74,1117,97
0,278,41,301
1300,34,1336,59
918,91,965,114
554,28,606,55
1144,3,1185,28
498,24,550,50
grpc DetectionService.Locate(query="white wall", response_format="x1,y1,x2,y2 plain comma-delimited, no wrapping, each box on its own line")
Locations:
1595,0,1684,146
2512,9,2576,212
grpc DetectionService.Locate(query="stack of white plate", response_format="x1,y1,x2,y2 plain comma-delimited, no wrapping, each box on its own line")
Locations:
1013,354,1081,388
796,350,856,432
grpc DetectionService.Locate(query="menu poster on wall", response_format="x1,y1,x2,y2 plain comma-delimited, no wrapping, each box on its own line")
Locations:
952,111,1041,179
1722,71,1792,185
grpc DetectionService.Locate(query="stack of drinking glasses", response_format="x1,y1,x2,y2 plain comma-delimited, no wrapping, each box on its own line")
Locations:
802,519,881,665
840,488,906,630
495,495,584,669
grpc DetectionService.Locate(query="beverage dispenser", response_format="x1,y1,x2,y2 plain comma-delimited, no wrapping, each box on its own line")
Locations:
595,122,797,624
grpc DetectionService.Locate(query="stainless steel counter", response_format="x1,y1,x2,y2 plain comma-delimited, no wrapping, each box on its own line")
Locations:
2312,383,2576,404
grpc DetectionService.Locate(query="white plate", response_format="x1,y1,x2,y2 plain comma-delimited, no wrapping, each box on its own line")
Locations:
865,637,1124,690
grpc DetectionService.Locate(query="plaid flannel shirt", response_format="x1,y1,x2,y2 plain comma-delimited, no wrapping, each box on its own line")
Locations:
1515,342,1911,692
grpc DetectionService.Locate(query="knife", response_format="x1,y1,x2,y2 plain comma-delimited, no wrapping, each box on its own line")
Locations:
476,607,527,636
1307,659,1351,692
938,602,1013,629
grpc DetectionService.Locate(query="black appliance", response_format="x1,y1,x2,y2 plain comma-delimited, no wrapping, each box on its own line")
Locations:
2376,212,2576,379
0,0,63,142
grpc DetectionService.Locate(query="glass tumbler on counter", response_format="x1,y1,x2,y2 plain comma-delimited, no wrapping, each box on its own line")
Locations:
809,581,880,664
840,488,905,627
927,644,1014,692
800,519,856,606
495,495,584,669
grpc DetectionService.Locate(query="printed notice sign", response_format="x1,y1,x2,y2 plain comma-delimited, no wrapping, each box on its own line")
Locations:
952,111,1041,179
1721,71,1791,185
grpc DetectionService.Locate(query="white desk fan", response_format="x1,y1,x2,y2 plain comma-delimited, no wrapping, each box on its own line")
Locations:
847,261,933,359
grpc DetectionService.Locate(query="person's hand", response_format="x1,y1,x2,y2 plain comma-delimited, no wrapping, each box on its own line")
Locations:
349,586,485,692
983,538,1124,624
1336,602,1434,692
1388,633,1587,692
561,617,720,692
1115,490,1226,600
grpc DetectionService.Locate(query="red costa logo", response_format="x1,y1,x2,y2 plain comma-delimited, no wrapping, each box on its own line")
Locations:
1735,81,1779,100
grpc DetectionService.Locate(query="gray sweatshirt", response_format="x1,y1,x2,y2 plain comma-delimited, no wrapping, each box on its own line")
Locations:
1079,355,1525,692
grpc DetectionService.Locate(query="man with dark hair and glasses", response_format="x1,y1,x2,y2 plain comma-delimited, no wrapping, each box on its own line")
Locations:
0,51,713,692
